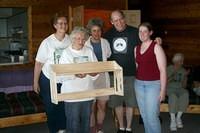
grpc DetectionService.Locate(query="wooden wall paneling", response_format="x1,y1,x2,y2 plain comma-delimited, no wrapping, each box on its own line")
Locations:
69,0,126,10
32,23,52,33
164,37,200,46
122,10,141,27
0,0,127,69
28,6,33,63
148,2,200,19
32,14,53,22
72,5,84,27
32,27,52,39
84,9,112,32
145,0,200,66
163,24,200,31
68,6,73,33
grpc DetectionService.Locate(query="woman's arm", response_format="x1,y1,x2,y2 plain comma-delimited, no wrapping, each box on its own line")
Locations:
154,37,162,45
33,61,44,93
154,44,167,102
134,47,138,68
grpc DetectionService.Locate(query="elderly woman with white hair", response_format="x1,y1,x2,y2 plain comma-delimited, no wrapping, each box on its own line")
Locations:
59,26,98,133
167,53,189,131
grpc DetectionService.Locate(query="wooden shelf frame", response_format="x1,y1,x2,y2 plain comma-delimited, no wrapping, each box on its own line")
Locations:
50,61,123,104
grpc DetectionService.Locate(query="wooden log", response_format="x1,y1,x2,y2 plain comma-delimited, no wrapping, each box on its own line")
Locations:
0,113,47,128
134,104,200,115
160,104,200,114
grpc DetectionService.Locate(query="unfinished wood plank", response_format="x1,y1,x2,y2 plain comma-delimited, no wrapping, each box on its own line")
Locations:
0,113,47,128
50,71,58,104
51,61,121,75
134,104,200,115
57,88,121,101
187,105,200,113
50,61,123,104
160,104,200,114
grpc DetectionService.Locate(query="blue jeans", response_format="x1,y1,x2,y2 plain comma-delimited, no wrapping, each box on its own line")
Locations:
134,79,161,133
64,100,93,133
39,72,66,133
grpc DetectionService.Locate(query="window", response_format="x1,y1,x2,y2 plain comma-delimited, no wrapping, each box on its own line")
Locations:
0,7,30,65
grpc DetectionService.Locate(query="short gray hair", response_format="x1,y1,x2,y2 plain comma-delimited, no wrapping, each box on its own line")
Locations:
172,53,184,63
70,26,89,43
86,18,104,33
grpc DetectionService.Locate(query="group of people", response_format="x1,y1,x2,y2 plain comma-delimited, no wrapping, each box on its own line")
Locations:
33,9,189,133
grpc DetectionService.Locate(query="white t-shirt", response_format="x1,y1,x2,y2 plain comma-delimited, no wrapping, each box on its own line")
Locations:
59,45,98,102
35,34,71,79
85,37,111,89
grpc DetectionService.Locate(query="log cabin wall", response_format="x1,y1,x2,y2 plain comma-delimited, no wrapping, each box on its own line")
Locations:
0,0,127,70
144,0,200,66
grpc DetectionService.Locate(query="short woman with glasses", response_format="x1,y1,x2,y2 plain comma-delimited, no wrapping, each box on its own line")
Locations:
59,27,98,133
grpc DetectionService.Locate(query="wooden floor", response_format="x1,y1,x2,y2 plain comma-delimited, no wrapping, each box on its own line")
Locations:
0,108,200,133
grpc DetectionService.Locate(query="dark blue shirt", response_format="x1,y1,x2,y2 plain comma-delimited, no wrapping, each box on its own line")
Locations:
91,41,103,61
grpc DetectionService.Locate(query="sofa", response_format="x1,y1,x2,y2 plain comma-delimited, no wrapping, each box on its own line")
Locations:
0,69,46,128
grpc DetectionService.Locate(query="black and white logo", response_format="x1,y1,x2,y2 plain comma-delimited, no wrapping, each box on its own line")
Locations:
113,37,127,54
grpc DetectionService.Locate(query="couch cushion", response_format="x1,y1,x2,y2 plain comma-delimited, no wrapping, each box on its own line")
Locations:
0,92,6,102
0,92,11,117
0,91,44,118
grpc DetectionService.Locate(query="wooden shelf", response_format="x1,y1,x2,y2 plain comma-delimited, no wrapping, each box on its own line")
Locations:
50,61,123,104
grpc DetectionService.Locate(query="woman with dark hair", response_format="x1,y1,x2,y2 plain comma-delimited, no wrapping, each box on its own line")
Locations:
33,13,71,133
134,22,167,133
85,18,111,133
